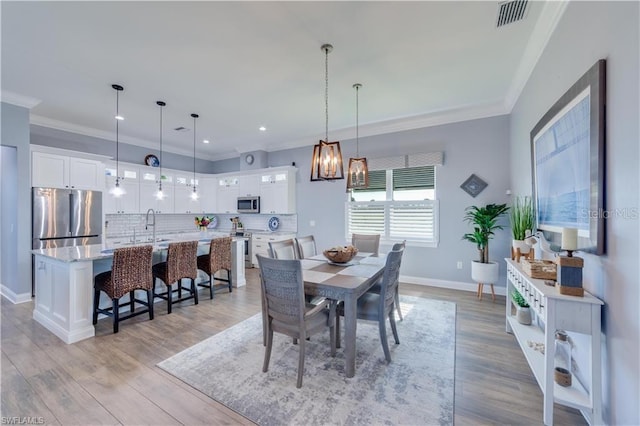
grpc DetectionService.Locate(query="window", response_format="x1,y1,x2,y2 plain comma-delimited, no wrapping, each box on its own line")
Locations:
346,165,438,245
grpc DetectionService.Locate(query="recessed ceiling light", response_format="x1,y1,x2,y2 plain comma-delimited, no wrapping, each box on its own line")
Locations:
259,126,266,132
115,115,124,120
203,139,210,144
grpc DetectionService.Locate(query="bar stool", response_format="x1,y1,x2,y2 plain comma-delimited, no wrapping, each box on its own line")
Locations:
197,236,233,299
93,245,154,333
152,240,199,314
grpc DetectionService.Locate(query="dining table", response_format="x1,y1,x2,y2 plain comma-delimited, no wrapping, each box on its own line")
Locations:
301,252,387,378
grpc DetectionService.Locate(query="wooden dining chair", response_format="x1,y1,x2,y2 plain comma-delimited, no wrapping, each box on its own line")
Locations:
351,233,381,255
197,236,233,299
152,240,199,314
257,255,336,388
367,240,406,321
336,246,405,362
269,239,298,260
295,235,317,259
93,245,154,333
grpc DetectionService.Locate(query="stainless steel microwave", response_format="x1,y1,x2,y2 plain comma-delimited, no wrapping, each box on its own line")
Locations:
237,196,260,213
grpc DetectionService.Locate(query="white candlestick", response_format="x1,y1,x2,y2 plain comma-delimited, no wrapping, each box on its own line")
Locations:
561,228,578,251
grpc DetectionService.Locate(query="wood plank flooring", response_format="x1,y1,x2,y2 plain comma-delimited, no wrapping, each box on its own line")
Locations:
1,268,586,425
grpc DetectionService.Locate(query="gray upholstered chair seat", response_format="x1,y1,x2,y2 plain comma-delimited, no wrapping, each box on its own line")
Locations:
272,303,331,337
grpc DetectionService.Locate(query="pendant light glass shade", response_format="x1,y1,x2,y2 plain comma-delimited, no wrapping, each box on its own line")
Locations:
110,84,126,197
347,83,369,189
310,44,344,181
156,101,166,200
190,113,199,200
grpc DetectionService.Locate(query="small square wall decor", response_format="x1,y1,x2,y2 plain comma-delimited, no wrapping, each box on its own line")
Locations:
460,174,487,197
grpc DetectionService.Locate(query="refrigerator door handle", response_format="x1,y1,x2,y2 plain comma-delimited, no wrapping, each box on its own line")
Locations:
68,192,73,236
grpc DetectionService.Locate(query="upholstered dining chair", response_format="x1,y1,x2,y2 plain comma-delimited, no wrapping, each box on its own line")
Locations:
351,233,381,255
197,236,233,299
336,246,405,362
152,240,199,314
269,239,298,260
256,254,336,388
93,245,154,333
367,240,406,321
295,235,317,259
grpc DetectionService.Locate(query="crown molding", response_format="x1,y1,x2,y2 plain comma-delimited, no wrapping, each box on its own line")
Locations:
504,0,570,111
264,100,510,153
1,91,41,109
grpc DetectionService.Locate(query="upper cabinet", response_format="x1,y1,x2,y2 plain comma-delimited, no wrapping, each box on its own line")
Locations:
32,151,104,190
238,174,261,197
217,176,238,214
104,164,140,214
199,177,217,213
260,168,296,214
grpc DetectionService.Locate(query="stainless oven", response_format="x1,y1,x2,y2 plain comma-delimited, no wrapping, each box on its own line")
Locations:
232,231,253,268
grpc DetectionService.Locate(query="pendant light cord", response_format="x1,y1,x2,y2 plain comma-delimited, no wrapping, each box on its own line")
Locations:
159,103,163,180
191,113,199,189
324,45,329,144
355,84,359,157
115,90,120,179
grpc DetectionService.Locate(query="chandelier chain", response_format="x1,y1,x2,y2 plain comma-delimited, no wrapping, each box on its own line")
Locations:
325,45,329,144
356,85,359,156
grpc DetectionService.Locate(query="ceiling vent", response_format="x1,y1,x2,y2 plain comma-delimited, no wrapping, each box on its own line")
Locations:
496,0,529,28
173,126,190,132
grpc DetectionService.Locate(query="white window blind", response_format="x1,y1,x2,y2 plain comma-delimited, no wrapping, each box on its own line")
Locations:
346,200,439,244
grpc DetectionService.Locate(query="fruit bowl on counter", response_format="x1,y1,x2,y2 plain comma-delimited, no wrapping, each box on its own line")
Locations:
323,245,359,264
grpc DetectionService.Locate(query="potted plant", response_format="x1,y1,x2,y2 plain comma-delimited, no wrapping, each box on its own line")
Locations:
510,196,534,258
511,289,532,325
463,203,509,287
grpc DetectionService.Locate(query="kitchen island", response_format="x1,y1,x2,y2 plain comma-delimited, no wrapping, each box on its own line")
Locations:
32,235,246,344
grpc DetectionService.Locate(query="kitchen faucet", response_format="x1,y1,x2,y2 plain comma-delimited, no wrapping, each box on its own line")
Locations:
145,208,156,244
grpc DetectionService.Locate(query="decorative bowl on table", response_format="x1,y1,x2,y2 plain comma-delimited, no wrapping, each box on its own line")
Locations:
323,245,359,264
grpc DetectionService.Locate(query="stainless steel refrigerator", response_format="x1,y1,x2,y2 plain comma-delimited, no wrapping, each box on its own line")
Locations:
32,187,102,249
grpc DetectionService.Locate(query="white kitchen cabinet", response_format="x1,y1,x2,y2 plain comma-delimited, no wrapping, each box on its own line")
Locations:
252,232,296,267
217,176,238,214
238,174,261,197
259,168,296,214
139,169,174,214
104,165,139,214
199,177,217,213
173,185,203,214
32,151,104,190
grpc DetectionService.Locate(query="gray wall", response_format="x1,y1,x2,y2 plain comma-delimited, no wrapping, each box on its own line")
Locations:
31,125,221,174
509,1,639,424
1,103,32,299
221,114,512,284
1,146,18,292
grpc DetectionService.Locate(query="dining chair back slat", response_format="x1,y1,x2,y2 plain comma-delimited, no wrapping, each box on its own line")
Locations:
295,235,317,259
351,233,381,255
269,239,298,260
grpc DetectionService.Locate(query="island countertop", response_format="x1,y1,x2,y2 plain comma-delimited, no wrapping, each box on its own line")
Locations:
32,232,241,263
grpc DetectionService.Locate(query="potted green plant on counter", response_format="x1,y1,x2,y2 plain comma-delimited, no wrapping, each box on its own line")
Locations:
510,196,534,259
463,203,509,296
511,289,531,325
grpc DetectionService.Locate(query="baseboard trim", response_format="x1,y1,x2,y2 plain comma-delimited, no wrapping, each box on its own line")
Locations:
0,284,32,304
399,275,507,297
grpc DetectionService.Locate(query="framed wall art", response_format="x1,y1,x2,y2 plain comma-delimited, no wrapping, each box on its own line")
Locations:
530,59,606,254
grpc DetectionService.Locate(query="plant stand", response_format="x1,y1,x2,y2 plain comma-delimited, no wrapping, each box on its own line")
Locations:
476,282,495,301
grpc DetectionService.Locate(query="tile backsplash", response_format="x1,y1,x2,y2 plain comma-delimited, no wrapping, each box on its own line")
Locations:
105,213,297,240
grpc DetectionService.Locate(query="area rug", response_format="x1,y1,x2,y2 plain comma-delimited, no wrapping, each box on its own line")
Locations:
158,296,456,425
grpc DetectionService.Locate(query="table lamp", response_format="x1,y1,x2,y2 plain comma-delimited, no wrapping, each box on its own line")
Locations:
556,227,584,296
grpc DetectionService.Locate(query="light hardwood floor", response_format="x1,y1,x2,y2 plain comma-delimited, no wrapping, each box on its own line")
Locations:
2,268,586,425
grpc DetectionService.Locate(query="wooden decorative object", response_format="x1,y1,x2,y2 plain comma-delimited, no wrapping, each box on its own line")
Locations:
323,245,358,263
521,259,557,280
556,255,584,296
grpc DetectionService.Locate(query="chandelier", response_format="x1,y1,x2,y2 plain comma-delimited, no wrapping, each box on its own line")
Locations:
346,83,369,189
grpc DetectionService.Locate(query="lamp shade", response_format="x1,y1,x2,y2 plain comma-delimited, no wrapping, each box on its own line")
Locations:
310,140,344,181
346,157,369,188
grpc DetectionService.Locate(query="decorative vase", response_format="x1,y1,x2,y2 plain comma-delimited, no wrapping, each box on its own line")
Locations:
471,261,499,284
199,226,207,232
516,305,532,325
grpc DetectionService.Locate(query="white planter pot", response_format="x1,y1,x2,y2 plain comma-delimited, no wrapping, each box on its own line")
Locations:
512,239,531,255
471,261,499,284
516,306,532,325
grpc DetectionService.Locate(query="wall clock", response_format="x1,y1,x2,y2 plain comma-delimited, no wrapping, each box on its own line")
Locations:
145,154,160,167
245,154,254,165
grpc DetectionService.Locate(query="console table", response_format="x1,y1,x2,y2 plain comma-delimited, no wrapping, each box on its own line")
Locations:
505,258,603,425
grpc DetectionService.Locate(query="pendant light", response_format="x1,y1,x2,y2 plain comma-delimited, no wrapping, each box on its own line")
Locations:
346,83,369,189
190,113,199,200
156,101,166,200
310,43,344,181
110,84,125,197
